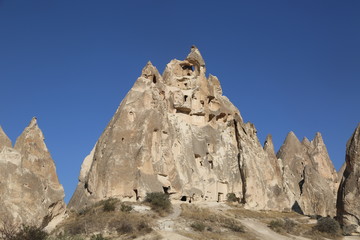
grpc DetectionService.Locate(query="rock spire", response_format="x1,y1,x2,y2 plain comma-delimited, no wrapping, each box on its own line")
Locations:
0,118,65,230
337,123,360,233
69,47,289,211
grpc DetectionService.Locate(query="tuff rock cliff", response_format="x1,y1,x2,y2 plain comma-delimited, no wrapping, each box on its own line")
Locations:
337,124,360,233
0,118,66,230
69,47,339,217
69,47,291,211
277,132,338,216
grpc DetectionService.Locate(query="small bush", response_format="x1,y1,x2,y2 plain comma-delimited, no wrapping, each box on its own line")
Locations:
11,225,48,240
48,234,85,240
103,198,116,212
137,221,152,233
315,217,340,235
144,192,172,213
120,203,133,213
343,224,357,236
223,219,245,233
117,222,134,234
90,234,108,240
190,222,206,232
226,193,238,203
269,218,296,233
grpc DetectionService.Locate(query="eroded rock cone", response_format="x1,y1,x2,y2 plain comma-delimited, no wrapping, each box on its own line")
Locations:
277,131,338,216
0,126,12,150
337,123,360,233
69,47,289,211
0,118,66,230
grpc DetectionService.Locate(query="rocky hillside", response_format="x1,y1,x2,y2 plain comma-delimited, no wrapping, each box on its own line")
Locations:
1,47,359,237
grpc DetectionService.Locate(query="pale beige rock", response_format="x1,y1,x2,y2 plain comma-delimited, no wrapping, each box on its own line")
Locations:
277,131,338,216
337,123,360,233
0,126,12,150
0,118,66,229
69,47,289,211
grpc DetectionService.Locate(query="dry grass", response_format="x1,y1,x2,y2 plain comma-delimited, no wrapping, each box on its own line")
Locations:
53,200,155,239
180,204,259,240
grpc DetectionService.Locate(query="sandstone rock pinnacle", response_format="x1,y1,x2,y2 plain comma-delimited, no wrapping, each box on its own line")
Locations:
0,125,12,150
337,123,360,233
0,118,65,230
69,47,290,211
277,131,338,216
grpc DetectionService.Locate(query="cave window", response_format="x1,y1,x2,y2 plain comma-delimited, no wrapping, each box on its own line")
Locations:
184,95,188,102
163,186,170,194
180,196,187,201
134,189,139,201
209,160,213,169
152,75,157,84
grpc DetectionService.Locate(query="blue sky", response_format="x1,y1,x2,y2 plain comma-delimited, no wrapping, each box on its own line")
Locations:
0,1,359,203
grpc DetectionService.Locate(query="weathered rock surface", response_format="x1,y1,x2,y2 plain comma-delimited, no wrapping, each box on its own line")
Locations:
0,118,66,229
69,47,290,211
0,126,12,150
337,124,360,233
277,132,338,216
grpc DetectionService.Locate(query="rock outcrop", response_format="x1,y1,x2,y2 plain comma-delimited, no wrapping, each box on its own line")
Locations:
0,126,12,150
0,118,66,229
69,47,290,211
337,123,360,233
277,132,338,216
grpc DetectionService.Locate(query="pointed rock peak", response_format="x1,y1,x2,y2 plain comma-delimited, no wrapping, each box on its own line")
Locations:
312,132,324,147
264,134,277,158
29,117,38,128
186,45,205,67
346,123,360,167
264,134,275,150
14,117,46,151
285,131,301,145
302,137,311,147
141,61,161,83
0,125,12,149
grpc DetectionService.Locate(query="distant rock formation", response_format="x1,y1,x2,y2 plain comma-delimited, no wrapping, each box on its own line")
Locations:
277,132,338,216
0,118,66,230
69,47,290,211
337,124,360,233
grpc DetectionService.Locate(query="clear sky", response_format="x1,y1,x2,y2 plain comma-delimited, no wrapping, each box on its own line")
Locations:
0,1,359,203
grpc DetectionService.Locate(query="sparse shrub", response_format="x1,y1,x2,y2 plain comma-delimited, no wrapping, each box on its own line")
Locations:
120,203,133,213
223,219,245,233
117,222,134,234
10,225,48,240
283,218,296,233
269,218,296,233
343,224,357,236
48,234,85,240
90,234,108,240
190,222,206,232
0,219,18,240
103,198,116,212
144,192,172,213
226,193,238,203
137,221,152,233
315,217,340,235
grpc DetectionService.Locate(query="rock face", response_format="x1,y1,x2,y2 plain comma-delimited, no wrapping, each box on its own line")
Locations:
277,132,338,216
0,118,65,229
337,124,360,232
69,47,290,211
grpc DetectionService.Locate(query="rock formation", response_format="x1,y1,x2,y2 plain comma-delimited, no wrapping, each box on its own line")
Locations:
0,118,66,229
277,132,338,216
337,123,360,233
69,47,290,211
